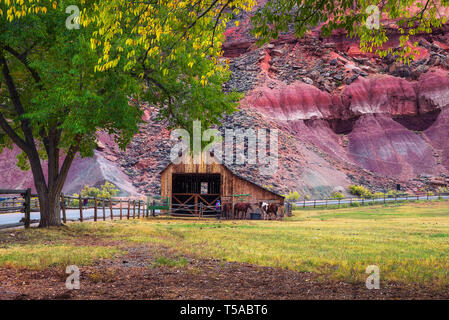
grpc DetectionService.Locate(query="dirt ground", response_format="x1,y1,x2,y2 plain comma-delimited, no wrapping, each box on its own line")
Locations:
0,243,448,300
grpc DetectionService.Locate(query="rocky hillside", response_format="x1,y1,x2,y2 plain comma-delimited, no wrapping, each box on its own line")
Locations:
2,8,449,198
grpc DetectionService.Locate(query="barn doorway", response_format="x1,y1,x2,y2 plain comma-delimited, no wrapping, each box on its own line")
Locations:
171,174,221,216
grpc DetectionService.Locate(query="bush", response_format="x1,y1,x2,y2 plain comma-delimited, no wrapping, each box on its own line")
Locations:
386,190,401,198
373,192,385,199
81,182,119,199
69,182,120,207
350,200,360,207
348,185,373,198
331,192,345,200
285,191,301,202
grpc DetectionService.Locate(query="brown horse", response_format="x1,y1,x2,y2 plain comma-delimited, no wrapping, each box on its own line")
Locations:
266,203,279,220
234,203,252,219
222,203,232,219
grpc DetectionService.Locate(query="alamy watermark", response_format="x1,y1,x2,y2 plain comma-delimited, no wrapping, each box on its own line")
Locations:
170,120,279,176
366,5,380,30
65,265,80,290
65,5,80,30
365,265,380,289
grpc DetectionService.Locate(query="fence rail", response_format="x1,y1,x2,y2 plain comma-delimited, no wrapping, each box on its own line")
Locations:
294,192,449,209
0,189,147,229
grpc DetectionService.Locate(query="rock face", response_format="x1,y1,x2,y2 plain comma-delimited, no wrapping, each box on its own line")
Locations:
0,147,138,196
347,114,438,180
2,9,449,197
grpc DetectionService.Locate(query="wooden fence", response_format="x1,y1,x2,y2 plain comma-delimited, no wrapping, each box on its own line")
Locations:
0,189,31,228
60,194,147,224
294,192,449,209
0,189,146,228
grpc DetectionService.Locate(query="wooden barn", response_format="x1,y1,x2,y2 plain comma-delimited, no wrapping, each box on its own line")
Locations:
160,161,284,216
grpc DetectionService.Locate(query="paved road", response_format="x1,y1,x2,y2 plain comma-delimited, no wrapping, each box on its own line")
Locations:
0,208,148,229
296,195,449,207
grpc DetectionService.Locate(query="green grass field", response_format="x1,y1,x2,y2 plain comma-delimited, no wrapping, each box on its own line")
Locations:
2,201,449,286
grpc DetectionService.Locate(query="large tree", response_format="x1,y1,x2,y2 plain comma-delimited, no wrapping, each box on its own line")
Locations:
0,0,253,227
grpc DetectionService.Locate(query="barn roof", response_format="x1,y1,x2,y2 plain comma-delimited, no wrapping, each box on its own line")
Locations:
160,161,284,198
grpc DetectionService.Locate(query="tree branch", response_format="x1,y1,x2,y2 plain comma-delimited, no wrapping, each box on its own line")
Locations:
0,112,31,153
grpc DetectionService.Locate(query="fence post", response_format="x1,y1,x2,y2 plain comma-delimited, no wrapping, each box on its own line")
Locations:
325,199,328,208
79,194,83,222
383,193,386,204
110,198,114,220
152,200,156,217
137,200,141,219
338,199,340,208
313,200,316,208
133,200,136,219
127,199,130,219
24,188,31,228
120,199,122,220
61,193,67,224
94,196,97,222
102,198,106,221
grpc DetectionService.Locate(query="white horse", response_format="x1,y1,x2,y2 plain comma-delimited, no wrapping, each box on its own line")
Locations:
259,202,269,220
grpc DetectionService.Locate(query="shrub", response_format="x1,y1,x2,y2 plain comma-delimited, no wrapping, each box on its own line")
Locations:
386,190,401,198
348,185,373,198
69,182,120,207
285,191,301,202
350,200,360,207
81,182,119,199
373,192,385,199
331,192,345,200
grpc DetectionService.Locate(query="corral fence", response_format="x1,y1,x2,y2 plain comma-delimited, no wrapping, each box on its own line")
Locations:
294,192,449,209
148,196,285,220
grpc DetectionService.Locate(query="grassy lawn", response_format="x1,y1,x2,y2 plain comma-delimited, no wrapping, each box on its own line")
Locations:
1,201,449,286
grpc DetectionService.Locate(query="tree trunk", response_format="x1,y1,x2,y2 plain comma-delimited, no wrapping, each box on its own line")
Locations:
27,140,77,228
38,191,62,227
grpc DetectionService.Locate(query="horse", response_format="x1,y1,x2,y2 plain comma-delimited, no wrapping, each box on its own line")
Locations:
222,202,232,219
234,203,252,219
266,203,279,220
259,202,279,220
259,202,269,220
